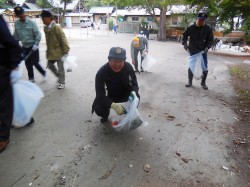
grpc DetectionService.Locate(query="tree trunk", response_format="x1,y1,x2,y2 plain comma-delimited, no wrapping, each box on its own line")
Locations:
60,2,67,27
157,6,167,41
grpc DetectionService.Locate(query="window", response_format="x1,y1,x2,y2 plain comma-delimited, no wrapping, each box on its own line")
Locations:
172,17,178,25
147,16,153,22
132,16,139,22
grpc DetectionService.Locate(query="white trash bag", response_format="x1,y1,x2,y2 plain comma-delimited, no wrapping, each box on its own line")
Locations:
61,55,78,72
112,95,148,132
188,51,206,80
142,54,157,71
11,63,44,127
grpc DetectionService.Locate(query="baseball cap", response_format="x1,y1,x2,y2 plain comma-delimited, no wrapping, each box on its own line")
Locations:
108,47,126,60
40,10,53,17
197,11,208,20
14,6,24,15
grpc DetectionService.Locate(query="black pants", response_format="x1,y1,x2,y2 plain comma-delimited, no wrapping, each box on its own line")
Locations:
133,49,144,71
0,71,13,141
23,47,46,80
94,103,110,119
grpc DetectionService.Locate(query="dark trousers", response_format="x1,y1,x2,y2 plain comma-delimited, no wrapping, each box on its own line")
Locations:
202,53,208,69
0,71,13,141
94,103,110,119
23,47,46,80
133,49,144,71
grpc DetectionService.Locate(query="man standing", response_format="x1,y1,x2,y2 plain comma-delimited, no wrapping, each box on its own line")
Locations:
41,10,70,89
0,15,22,153
92,47,140,123
131,35,148,72
13,6,46,83
182,11,214,90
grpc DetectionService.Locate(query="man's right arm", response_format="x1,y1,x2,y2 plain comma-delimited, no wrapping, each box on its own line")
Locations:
95,70,113,108
0,17,22,69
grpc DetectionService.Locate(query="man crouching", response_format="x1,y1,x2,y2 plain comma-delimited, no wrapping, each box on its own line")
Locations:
92,47,140,123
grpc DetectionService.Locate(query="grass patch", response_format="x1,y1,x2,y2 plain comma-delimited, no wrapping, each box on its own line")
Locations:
229,64,250,106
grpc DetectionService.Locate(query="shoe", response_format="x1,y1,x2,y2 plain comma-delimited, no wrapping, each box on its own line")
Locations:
57,84,65,89
29,78,35,83
42,72,47,81
100,118,108,123
185,83,192,87
0,139,10,153
201,83,208,90
26,117,35,126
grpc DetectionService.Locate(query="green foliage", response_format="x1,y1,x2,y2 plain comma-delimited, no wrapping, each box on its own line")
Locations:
179,13,196,29
108,18,114,30
0,0,5,8
36,0,53,8
85,0,103,11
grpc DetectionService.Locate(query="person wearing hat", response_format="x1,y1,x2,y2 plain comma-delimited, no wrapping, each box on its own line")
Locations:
13,6,46,83
92,47,140,123
0,15,22,153
131,34,148,73
182,10,214,90
40,10,70,89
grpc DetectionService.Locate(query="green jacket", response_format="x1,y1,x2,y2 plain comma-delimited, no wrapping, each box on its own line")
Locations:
13,18,41,48
44,22,70,60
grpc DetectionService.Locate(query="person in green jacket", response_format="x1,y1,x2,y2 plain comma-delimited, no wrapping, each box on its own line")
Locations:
13,6,46,83
41,10,70,89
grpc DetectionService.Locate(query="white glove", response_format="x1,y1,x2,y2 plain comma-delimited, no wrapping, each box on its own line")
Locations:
32,45,39,51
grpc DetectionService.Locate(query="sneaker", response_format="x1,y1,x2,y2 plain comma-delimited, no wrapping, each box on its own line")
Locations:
0,139,10,153
57,84,65,89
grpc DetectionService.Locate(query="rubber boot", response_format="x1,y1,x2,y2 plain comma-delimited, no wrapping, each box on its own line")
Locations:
201,71,208,90
185,68,193,87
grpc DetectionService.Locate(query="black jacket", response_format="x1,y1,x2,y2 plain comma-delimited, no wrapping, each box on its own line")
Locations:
92,62,139,112
182,22,214,55
0,15,22,70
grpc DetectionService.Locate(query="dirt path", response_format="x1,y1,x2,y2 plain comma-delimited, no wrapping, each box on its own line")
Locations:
0,33,248,187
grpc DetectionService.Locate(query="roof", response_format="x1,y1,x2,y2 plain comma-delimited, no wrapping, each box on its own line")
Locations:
52,0,80,10
89,7,114,14
65,12,93,17
23,3,41,10
13,0,25,6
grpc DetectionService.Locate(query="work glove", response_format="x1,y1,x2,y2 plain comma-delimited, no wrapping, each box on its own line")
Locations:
204,47,209,53
184,44,188,51
111,102,127,115
129,91,136,100
32,44,39,51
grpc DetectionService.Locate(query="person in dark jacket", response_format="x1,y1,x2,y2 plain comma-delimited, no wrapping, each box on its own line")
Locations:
92,47,140,123
0,15,22,153
182,11,214,90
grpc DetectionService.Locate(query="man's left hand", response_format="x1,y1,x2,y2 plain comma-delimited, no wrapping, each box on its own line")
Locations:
32,45,39,51
130,91,136,100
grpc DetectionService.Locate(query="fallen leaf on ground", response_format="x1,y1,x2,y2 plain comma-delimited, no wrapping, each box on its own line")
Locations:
99,165,116,179
166,115,175,121
182,157,189,163
143,164,151,172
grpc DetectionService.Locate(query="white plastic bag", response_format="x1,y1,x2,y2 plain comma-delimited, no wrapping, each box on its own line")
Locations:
11,63,44,127
188,51,206,80
112,95,147,132
61,55,78,72
142,54,156,71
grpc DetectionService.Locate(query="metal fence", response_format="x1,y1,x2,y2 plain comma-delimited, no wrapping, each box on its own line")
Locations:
118,22,140,34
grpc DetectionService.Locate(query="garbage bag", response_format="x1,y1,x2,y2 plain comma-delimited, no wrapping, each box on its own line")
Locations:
142,54,156,71
11,64,44,127
188,51,207,80
112,95,147,132
61,55,78,72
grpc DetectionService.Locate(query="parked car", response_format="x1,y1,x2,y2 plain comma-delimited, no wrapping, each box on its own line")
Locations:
80,19,91,28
